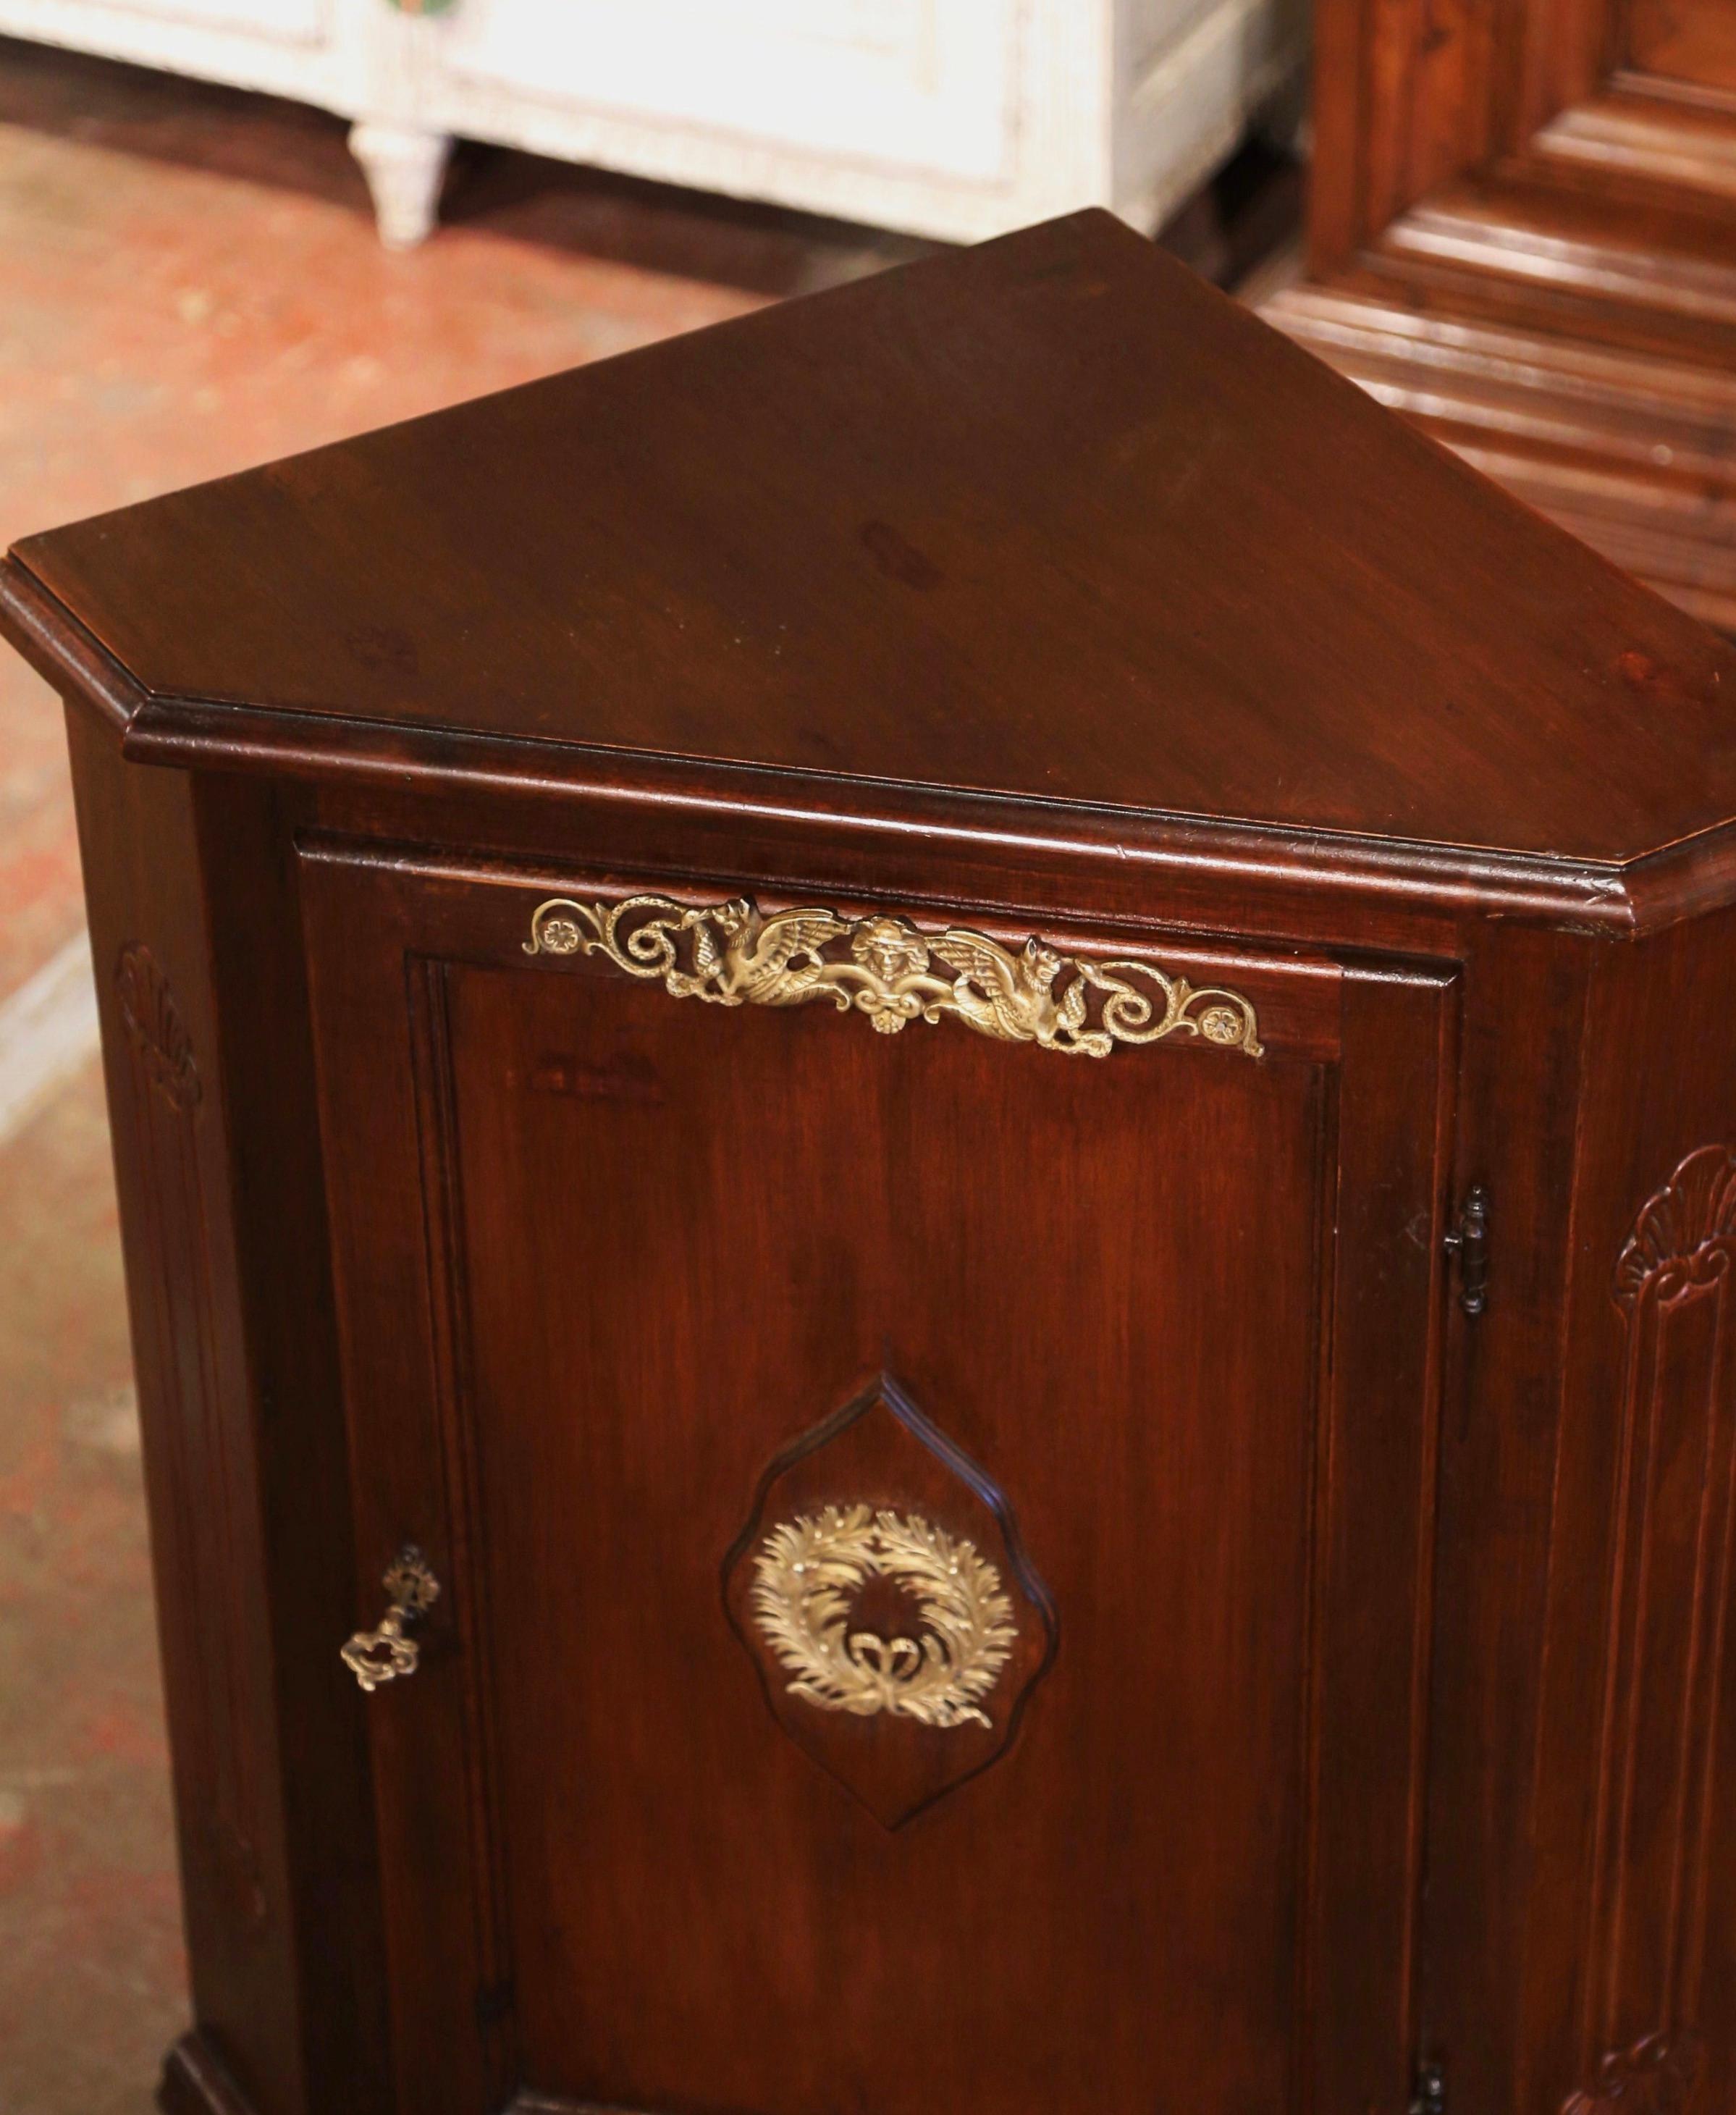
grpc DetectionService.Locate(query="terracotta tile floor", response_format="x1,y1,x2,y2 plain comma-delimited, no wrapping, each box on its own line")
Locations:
0,1059,178,2114
0,39,923,2114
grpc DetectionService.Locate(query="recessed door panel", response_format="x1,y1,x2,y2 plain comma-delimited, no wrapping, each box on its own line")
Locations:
303,849,1456,2115
1628,0,1736,93
457,958,1316,2114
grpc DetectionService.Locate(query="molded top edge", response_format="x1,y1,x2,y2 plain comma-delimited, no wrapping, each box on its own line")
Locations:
8,210,1736,938
4,548,1707,941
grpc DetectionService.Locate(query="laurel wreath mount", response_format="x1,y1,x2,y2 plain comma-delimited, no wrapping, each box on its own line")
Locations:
749,1503,1016,1731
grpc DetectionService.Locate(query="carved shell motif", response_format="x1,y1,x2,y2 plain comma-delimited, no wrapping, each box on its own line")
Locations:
1614,1145,1736,1308
1562,2032,1702,2115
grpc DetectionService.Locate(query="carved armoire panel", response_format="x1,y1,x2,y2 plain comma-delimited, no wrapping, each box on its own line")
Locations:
1566,1147,1736,2109
1265,0,1736,633
114,943,267,1933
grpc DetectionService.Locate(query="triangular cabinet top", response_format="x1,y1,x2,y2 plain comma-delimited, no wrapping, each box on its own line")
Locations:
5,210,1734,937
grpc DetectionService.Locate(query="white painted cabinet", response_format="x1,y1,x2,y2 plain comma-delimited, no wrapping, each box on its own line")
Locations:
0,0,1304,247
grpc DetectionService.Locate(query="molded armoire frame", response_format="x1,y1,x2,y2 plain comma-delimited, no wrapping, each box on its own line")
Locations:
1265,0,1736,634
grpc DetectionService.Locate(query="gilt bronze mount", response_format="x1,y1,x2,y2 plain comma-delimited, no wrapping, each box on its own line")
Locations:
524,892,1262,1060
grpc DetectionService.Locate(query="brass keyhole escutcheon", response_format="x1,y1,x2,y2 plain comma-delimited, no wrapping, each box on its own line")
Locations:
342,1545,440,1694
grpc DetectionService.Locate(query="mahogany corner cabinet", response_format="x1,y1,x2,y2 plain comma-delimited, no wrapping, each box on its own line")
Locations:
7,211,1736,2115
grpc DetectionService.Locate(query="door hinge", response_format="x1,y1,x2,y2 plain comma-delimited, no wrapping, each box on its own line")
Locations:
1443,1185,1489,1316
1409,2058,1447,2115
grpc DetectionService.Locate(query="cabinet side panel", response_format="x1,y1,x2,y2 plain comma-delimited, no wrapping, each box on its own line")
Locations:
64,705,302,2115
1528,901,1736,2115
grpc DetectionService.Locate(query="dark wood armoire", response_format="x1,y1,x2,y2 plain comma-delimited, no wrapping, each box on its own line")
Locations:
4,209,1736,2115
1263,0,1736,634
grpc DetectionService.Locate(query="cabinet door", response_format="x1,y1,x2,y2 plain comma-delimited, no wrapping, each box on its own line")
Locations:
303,843,1458,2115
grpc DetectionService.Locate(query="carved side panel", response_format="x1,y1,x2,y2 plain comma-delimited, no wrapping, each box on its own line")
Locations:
114,943,266,1933
1567,1146,1736,2110
1562,2030,1703,2115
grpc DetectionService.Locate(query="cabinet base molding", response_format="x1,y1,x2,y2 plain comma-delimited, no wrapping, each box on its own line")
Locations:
157,2035,257,2115
156,2038,658,2115
513,2101,656,2114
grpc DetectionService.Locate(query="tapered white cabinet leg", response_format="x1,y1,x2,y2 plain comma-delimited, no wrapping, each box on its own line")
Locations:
349,122,452,251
